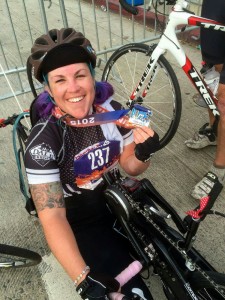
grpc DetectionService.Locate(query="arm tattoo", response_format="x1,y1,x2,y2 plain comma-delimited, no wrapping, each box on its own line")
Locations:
29,182,65,212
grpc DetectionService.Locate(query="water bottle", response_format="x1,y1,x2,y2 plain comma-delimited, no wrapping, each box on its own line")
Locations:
194,64,220,108
203,66,220,95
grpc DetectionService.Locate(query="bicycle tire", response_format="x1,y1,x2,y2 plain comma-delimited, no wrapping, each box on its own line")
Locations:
102,43,182,149
0,244,42,268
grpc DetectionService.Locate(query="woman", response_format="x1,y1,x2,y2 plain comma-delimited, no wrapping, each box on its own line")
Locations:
25,28,159,299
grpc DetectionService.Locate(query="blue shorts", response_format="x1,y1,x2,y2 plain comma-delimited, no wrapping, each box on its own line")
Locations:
200,0,225,83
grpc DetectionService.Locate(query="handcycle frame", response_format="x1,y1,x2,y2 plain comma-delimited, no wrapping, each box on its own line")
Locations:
103,170,225,299
1,100,225,297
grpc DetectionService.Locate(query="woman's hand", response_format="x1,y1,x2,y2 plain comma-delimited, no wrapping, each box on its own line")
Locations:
76,272,120,299
133,126,155,144
133,126,160,162
119,126,160,176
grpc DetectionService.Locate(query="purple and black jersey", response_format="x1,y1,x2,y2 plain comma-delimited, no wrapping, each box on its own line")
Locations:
25,97,133,195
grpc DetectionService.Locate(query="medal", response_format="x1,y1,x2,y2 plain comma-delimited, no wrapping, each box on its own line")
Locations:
128,104,152,127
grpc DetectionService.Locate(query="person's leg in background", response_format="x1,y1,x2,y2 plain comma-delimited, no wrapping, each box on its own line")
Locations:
185,0,225,199
215,70,225,169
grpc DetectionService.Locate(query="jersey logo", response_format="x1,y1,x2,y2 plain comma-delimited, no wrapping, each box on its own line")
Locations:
29,143,56,167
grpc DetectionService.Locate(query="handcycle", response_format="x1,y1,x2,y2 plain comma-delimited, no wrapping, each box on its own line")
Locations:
102,0,225,148
1,117,224,300
0,114,41,269
1,88,224,299
102,169,225,299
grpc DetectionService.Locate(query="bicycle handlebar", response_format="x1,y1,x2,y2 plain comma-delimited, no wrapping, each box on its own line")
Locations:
119,0,189,16
0,115,19,128
0,119,6,127
0,112,29,128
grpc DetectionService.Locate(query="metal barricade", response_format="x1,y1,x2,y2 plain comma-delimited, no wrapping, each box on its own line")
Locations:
0,0,202,101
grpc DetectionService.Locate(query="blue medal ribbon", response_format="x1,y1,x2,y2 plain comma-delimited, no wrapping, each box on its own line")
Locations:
53,104,151,128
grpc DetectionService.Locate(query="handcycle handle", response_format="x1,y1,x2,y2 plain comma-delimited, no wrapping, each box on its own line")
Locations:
119,0,139,15
0,118,7,127
0,111,29,128
0,115,18,127
109,260,143,300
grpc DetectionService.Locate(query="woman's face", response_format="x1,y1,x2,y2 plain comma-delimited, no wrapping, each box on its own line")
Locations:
47,63,95,119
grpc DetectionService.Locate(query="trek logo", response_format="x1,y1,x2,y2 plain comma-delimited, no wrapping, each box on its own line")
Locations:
131,57,155,99
201,23,225,32
189,68,219,117
29,143,56,166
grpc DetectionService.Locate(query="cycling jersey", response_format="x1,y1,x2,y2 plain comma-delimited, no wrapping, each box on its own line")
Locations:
25,97,133,194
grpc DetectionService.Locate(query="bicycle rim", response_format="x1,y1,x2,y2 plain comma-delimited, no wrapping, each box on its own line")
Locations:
189,271,225,299
102,43,182,149
0,244,42,268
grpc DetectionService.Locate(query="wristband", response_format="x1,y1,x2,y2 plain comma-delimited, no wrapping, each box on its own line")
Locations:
135,132,160,162
74,265,90,287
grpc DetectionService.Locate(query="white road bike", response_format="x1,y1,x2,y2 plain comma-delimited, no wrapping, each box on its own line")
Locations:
102,0,225,148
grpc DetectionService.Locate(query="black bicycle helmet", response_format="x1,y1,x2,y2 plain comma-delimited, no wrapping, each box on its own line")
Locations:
29,28,96,83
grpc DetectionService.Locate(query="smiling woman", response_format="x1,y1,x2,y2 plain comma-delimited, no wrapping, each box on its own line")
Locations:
24,27,160,300
46,63,95,119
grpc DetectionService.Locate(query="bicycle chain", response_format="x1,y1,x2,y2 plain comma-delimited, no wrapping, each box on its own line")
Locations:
117,184,225,298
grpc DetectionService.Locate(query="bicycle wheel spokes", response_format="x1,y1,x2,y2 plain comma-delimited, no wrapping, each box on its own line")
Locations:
108,50,145,101
102,43,182,148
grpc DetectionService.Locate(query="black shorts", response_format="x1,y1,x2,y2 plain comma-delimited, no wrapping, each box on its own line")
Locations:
75,222,153,299
66,188,153,299
200,0,225,83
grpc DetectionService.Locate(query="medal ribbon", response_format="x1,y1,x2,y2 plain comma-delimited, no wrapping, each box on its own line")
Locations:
52,105,139,129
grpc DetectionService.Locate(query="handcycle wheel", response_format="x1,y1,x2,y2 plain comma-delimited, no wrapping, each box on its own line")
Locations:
188,271,225,299
0,244,42,268
102,43,182,149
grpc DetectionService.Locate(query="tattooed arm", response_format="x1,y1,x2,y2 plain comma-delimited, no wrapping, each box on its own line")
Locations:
29,181,89,283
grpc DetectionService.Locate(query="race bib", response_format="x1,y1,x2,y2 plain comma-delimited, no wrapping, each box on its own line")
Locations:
74,140,120,189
